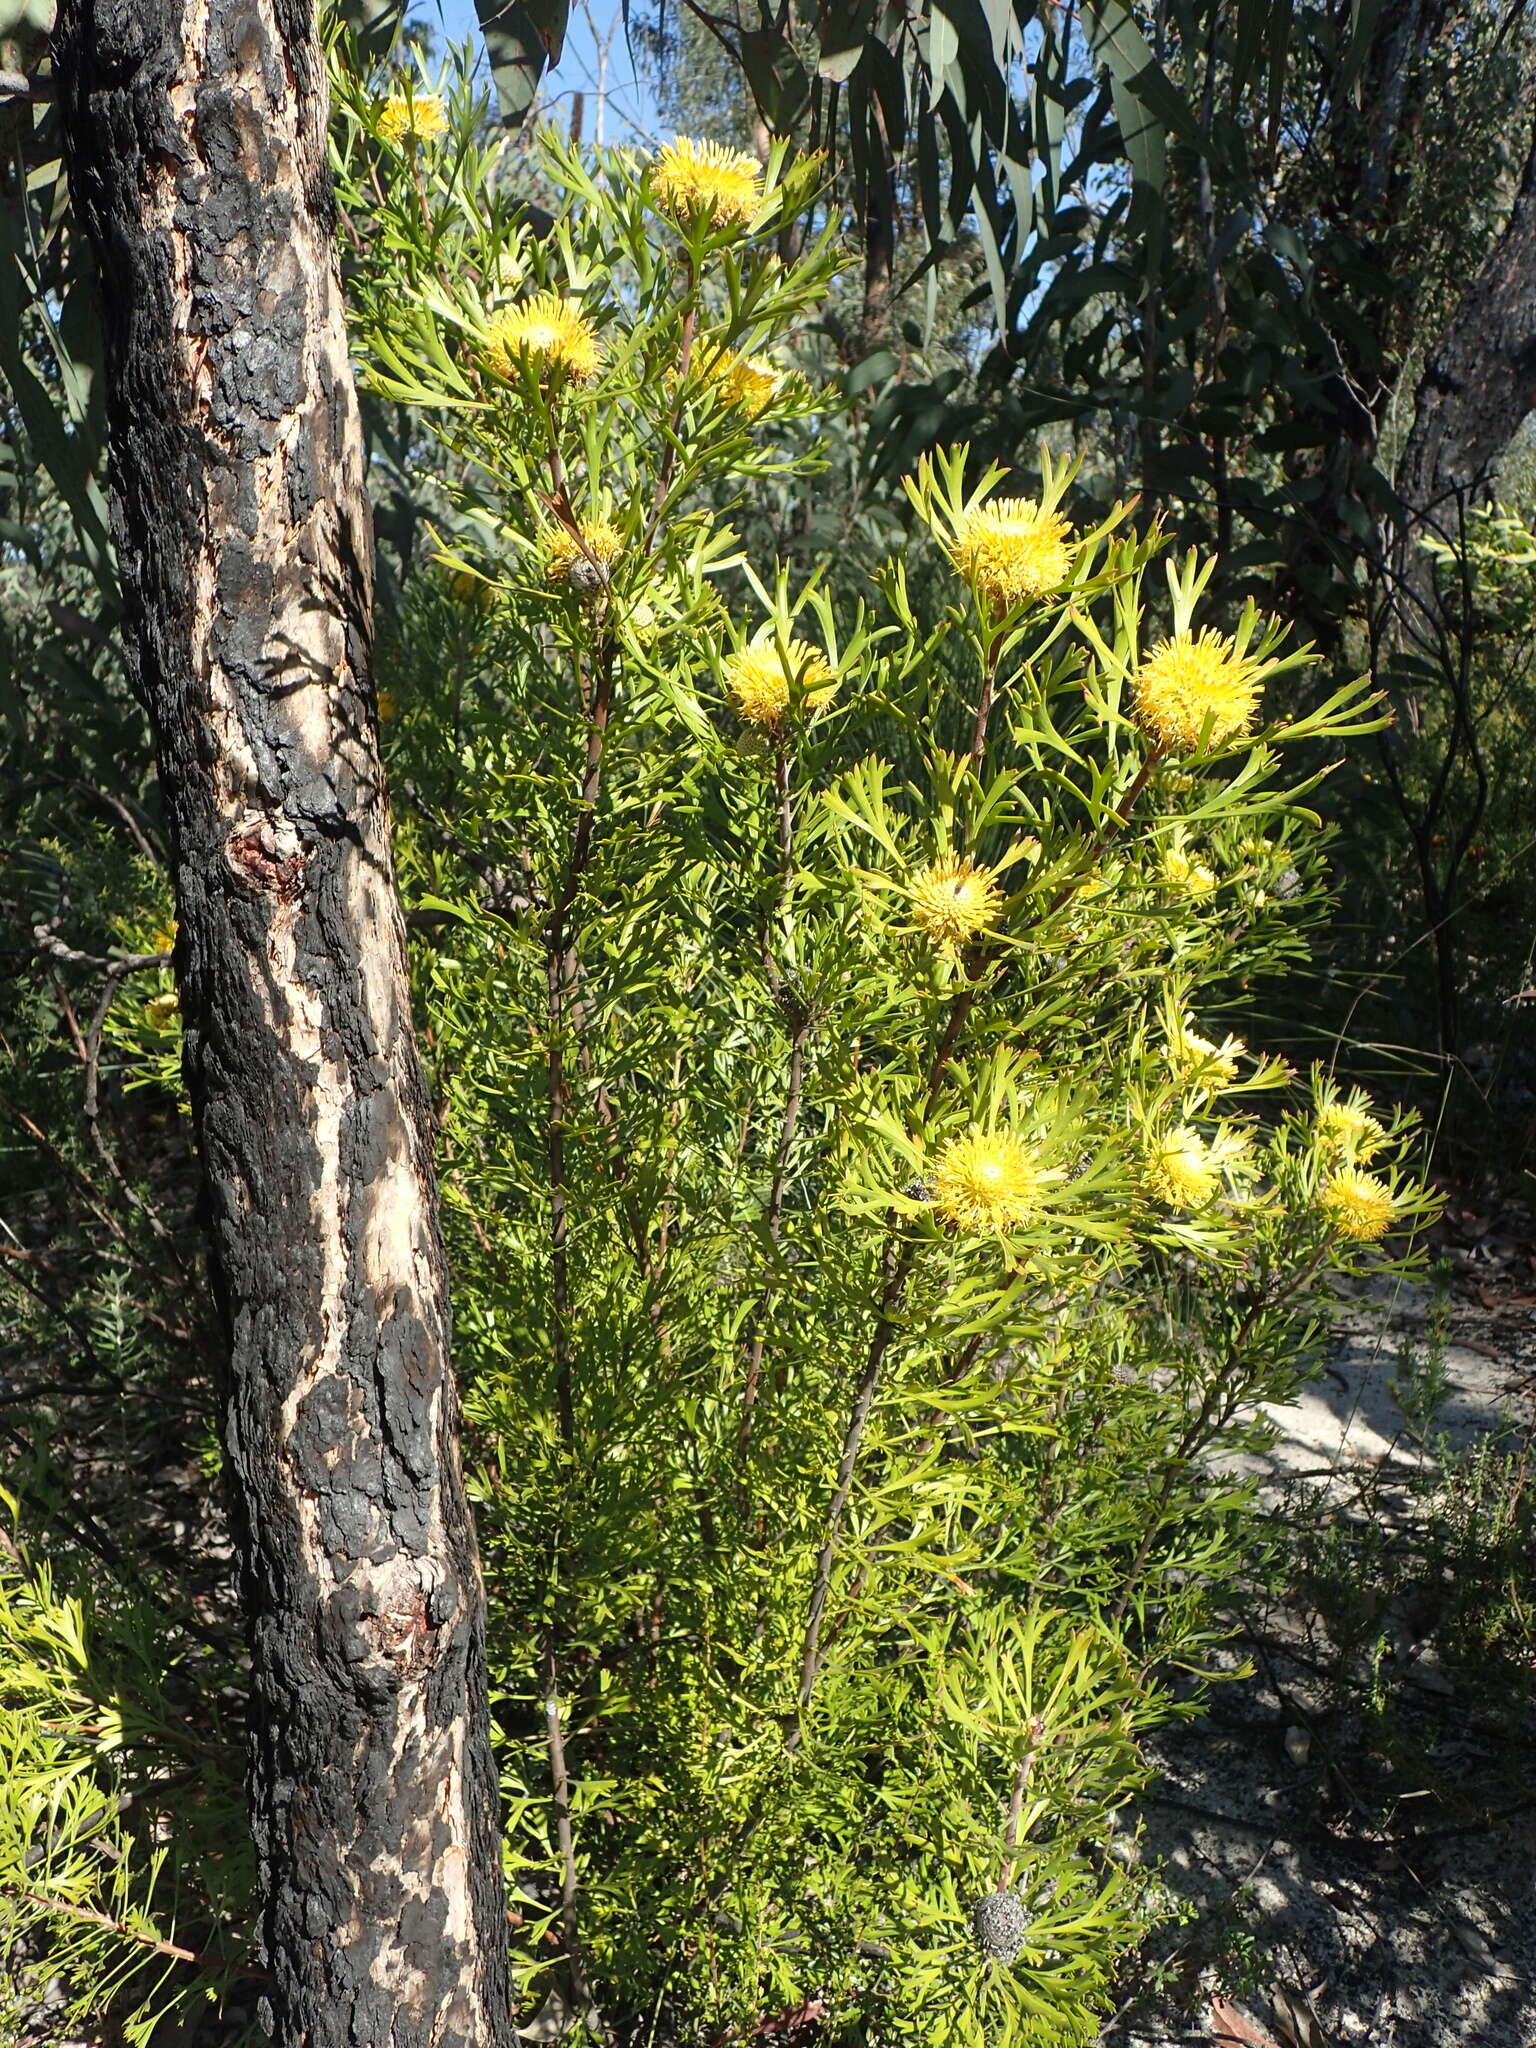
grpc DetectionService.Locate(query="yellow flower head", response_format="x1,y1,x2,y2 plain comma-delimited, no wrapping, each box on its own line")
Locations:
1146,1126,1219,1210
652,136,764,230
376,690,396,723
377,89,448,147
723,639,835,730
1131,628,1263,753
144,990,180,1027
1160,846,1218,896
907,856,1006,952
544,519,625,595
1319,1168,1397,1241
947,499,1074,613
483,293,602,384
698,348,782,419
932,1128,1048,1233
1169,1026,1243,1088
147,922,178,957
446,567,498,611
1314,1100,1387,1163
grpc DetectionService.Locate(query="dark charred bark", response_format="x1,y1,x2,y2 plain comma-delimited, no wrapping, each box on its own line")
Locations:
1395,110,1536,541
51,5,515,2045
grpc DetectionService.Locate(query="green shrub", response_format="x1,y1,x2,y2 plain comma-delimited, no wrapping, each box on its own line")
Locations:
325,51,1435,2048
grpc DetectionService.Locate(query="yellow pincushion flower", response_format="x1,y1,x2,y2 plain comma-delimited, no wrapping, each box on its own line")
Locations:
723,639,835,730
1319,1168,1397,1241
1314,1100,1387,1163
544,519,625,594
144,990,180,1027
697,348,782,418
651,136,764,230
1160,846,1218,896
947,499,1074,613
377,89,448,147
483,293,602,384
1169,1026,1243,1087
907,856,1005,952
1131,629,1263,752
1146,1127,1220,1210
932,1128,1050,1233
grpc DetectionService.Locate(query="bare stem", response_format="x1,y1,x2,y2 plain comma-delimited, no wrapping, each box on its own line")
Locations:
644,283,697,550
794,1243,913,1710
774,741,793,875
998,1747,1035,1890
971,629,1005,770
737,1017,810,1470
737,736,806,1473
543,1640,607,2040
545,640,616,1446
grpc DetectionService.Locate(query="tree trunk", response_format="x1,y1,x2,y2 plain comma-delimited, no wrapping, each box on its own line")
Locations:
858,101,896,360
1395,110,1536,539
51,6,515,2045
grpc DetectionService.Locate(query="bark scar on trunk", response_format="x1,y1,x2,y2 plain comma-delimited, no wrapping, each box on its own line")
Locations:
226,811,309,896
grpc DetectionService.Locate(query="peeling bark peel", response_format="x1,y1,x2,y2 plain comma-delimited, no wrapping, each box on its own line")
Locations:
53,5,514,2043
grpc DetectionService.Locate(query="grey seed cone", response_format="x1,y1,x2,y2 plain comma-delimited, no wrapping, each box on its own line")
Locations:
567,556,607,596
972,1889,1028,1961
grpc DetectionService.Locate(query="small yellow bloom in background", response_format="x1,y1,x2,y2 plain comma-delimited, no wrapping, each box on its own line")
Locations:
483,292,602,384
723,638,835,730
651,136,764,230
1314,1100,1387,1163
144,990,180,1028
377,89,448,148
1131,628,1262,752
1146,1126,1219,1210
907,855,1005,952
544,519,625,595
376,690,397,723
1319,1167,1397,1241
697,348,782,419
147,922,177,958
1169,1026,1243,1087
1160,846,1218,896
932,1128,1049,1233
446,567,498,611
947,499,1073,613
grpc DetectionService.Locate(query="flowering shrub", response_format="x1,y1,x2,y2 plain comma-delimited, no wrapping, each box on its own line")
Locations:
322,48,1440,2048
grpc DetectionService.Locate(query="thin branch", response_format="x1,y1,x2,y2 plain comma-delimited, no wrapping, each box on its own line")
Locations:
998,1739,1038,1891
971,629,1004,770
545,637,617,1446
12,1887,265,1978
737,1016,810,1473
542,1642,607,2040
794,1241,914,1714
